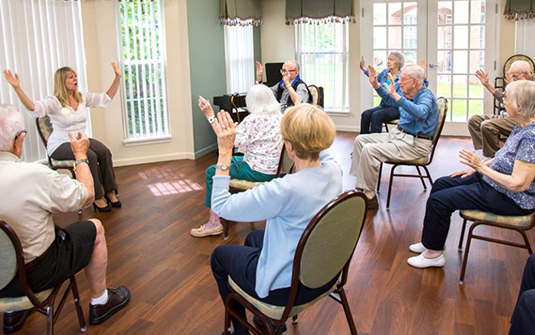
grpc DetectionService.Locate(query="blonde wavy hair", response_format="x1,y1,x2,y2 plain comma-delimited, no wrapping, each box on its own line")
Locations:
281,104,335,160
54,66,82,107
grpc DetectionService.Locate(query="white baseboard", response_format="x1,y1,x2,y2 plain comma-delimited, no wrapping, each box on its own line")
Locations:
336,125,359,133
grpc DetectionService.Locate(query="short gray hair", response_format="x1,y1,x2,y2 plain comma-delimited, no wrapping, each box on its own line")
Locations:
389,52,405,69
401,64,426,85
246,84,281,115
510,60,532,74
506,80,535,119
0,105,24,151
285,60,300,71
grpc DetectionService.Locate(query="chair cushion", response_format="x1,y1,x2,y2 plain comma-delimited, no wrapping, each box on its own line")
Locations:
460,209,532,227
228,277,336,320
229,179,265,190
50,159,75,168
388,119,399,125
0,289,53,312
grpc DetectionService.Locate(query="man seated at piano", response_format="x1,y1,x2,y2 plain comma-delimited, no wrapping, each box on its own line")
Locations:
191,85,284,238
256,60,312,112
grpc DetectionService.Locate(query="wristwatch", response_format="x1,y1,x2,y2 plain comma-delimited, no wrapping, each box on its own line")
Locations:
73,158,89,171
215,164,229,171
208,116,216,124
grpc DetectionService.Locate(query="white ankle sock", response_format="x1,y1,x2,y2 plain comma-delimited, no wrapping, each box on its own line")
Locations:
91,289,109,306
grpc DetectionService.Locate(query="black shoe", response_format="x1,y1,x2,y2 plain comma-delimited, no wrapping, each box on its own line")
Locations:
93,200,112,212
89,286,131,324
253,315,287,333
104,195,122,208
3,309,34,333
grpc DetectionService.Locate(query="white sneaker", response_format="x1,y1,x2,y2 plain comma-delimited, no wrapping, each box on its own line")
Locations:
407,254,446,268
190,223,223,237
409,242,426,253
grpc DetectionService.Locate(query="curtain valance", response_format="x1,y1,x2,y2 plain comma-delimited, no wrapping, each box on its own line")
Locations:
504,0,535,20
219,0,262,26
285,0,355,25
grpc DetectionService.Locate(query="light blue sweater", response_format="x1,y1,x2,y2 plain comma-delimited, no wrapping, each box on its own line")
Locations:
211,152,343,298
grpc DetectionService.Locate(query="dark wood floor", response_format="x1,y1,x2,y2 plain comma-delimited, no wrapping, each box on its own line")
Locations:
6,132,532,335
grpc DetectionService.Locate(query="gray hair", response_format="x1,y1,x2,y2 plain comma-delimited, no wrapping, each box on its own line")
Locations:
510,60,532,74
285,60,300,71
506,80,535,119
0,104,25,151
401,64,426,85
246,84,281,115
389,52,405,69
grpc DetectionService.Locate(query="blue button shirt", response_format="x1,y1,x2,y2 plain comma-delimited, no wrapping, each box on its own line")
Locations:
375,85,438,138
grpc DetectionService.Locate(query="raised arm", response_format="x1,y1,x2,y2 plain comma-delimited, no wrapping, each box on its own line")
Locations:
3,70,36,111
475,69,499,99
198,95,221,136
106,62,122,99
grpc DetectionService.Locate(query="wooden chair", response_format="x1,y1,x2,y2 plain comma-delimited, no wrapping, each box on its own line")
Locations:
0,219,86,334
457,210,535,285
36,116,76,178
222,145,294,239
377,97,448,209
307,85,324,108
223,190,368,335
383,118,399,132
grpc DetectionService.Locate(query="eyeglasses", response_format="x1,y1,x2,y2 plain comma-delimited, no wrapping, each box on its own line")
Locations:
15,130,27,140
280,69,297,74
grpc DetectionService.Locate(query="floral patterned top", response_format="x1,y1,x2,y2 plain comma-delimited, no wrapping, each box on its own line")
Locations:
484,122,535,210
235,112,283,175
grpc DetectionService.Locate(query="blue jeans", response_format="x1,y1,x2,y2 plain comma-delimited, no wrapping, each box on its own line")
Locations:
510,254,535,335
421,173,532,250
360,106,400,134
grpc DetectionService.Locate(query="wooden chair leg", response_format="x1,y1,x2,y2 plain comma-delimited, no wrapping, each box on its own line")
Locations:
459,222,480,285
386,165,397,209
422,166,433,186
71,277,86,332
458,219,468,250
377,163,383,192
224,303,231,335
415,166,427,189
519,230,534,254
47,305,54,335
338,288,358,335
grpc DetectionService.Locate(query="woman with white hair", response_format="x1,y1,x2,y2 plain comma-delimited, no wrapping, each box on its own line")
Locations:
359,52,405,134
191,84,283,237
3,64,122,212
408,80,535,268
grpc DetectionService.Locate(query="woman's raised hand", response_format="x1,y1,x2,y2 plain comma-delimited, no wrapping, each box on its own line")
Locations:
3,70,20,89
384,73,397,96
459,150,485,172
111,62,122,77
198,96,215,118
255,61,263,82
359,56,367,72
367,65,379,88
214,111,236,156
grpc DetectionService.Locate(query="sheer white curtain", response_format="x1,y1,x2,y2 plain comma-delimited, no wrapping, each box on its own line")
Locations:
224,25,254,94
0,0,87,162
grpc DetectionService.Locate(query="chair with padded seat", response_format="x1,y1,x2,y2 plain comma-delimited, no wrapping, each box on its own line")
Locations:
36,116,77,178
377,97,448,209
307,85,324,108
222,145,294,239
223,190,368,335
383,118,399,133
0,219,86,334
457,209,535,285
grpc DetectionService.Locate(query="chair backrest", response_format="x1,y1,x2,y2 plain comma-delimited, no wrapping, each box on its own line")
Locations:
503,54,535,77
0,220,22,291
426,97,448,165
275,143,294,177
307,85,324,108
36,116,53,147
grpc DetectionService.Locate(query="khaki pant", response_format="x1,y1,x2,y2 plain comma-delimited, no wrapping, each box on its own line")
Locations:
349,129,433,198
467,115,517,158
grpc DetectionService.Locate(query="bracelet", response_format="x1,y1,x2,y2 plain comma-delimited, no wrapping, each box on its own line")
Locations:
208,116,216,124
215,164,229,171
73,158,89,171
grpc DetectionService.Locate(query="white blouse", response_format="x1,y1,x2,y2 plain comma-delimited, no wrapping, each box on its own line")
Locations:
29,93,112,155
235,112,283,175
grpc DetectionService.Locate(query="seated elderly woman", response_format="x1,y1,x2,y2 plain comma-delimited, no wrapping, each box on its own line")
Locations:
407,80,535,268
359,52,404,134
210,104,342,335
191,85,283,237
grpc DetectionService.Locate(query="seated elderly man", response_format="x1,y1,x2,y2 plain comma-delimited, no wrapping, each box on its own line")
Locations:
350,64,438,208
468,60,535,158
256,60,311,112
0,105,130,333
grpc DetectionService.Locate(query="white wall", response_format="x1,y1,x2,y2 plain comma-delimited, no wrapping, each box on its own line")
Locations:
81,0,195,167
515,19,535,60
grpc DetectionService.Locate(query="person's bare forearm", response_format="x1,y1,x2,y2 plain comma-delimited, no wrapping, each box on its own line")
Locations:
106,76,121,100
14,87,36,111
74,153,95,207
287,86,302,105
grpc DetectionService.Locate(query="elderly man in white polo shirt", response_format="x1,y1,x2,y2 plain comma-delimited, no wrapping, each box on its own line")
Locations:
0,105,130,333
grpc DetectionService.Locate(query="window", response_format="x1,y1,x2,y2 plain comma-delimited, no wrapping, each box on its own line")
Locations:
117,0,170,143
224,25,254,93
296,22,349,112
